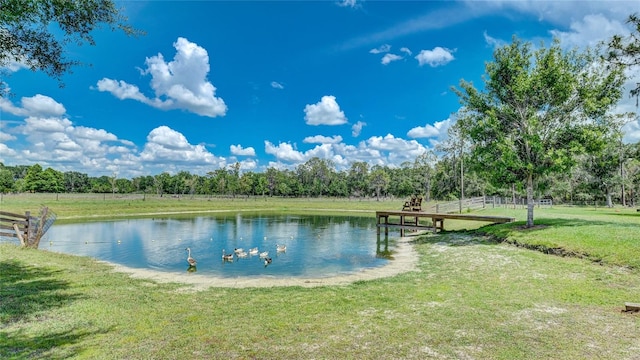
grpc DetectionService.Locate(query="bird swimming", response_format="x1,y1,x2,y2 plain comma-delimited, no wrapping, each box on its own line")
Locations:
234,248,244,254
259,251,269,258
264,257,272,266
185,247,197,266
222,250,234,261
249,247,259,255
237,250,248,258
276,244,287,252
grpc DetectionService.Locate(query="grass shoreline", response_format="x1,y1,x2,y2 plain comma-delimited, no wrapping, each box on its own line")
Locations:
1,196,638,359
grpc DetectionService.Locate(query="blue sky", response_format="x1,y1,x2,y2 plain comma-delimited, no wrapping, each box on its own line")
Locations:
1,0,639,178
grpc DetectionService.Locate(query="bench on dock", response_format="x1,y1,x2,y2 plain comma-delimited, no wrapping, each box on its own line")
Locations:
376,210,515,235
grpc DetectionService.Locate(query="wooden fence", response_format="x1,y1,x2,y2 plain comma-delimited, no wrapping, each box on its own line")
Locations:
429,196,553,214
0,207,55,247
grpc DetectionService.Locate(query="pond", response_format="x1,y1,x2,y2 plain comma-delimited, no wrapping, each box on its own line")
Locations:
39,213,397,278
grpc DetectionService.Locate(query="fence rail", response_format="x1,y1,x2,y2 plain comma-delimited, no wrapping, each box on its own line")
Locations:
429,196,553,213
0,210,32,244
0,207,56,247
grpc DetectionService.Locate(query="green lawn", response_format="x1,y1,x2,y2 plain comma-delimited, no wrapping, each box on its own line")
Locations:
1,195,638,359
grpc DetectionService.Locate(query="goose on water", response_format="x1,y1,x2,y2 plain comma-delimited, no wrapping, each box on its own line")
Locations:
185,247,197,266
264,257,272,266
249,247,259,255
234,248,244,254
222,250,234,261
259,251,269,258
276,244,287,252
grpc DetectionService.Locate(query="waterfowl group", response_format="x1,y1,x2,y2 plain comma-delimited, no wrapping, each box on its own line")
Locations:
181,242,288,270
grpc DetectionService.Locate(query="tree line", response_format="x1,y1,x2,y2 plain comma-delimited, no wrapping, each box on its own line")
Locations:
1,140,638,206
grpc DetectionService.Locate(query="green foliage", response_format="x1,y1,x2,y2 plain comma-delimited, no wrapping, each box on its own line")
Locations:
0,0,142,90
455,36,626,226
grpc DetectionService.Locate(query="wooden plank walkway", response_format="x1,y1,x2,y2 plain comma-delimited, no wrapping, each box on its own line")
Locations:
376,210,515,236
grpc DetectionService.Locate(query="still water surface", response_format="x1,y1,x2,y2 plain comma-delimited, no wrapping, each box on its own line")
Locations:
43,214,395,278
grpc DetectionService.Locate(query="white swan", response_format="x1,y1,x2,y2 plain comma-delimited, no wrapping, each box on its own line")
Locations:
185,247,197,266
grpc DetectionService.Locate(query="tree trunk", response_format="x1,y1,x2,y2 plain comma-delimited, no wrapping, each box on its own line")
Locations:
606,187,613,208
526,173,534,227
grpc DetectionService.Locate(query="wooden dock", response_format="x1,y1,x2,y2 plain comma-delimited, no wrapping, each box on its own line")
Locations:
376,210,515,236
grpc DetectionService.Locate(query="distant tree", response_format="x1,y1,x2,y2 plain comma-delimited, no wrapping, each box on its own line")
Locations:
0,168,15,193
347,161,369,197
238,172,254,196
369,166,390,201
455,37,626,226
297,157,335,197
63,171,90,192
0,0,142,92
413,151,436,202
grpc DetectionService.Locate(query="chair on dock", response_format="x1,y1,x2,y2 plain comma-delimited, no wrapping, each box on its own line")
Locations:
402,195,423,212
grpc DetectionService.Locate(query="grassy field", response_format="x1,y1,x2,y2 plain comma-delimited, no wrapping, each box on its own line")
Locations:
1,194,639,359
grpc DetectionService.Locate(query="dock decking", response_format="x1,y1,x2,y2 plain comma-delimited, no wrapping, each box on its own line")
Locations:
376,210,515,236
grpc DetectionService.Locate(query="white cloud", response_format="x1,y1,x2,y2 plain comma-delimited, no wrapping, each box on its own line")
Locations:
230,144,256,156
0,130,15,142
271,81,284,89
400,47,412,56
381,53,403,65
304,95,348,126
337,0,359,8
264,141,305,162
140,126,223,166
0,94,66,117
471,0,633,28
303,135,343,144
407,118,453,139
352,121,366,137
622,119,640,143
369,44,391,54
550,14,628,48
96,37,227,118
0,94,228,177
415,47,455,67
238,158,258,171
483,31,506,49
0,143,17,162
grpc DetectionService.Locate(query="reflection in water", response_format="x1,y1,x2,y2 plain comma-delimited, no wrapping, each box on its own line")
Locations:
25,214,400,278
187,265,197,273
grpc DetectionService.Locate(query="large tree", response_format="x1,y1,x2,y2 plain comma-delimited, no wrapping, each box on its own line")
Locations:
0,0,141,91
455,37,626,227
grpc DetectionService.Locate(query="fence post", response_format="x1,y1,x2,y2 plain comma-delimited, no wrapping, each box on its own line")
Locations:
25,211,32,246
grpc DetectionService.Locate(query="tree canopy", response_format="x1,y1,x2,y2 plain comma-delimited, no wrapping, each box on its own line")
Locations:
455,37,626,227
